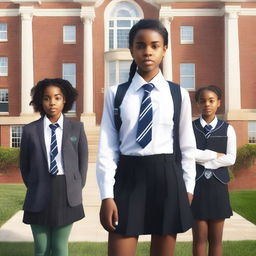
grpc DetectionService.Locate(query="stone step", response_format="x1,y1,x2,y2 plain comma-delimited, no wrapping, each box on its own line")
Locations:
85,126,100,163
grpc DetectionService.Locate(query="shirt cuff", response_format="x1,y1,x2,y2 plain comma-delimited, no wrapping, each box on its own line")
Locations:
99,183,114,200
185,180,195,195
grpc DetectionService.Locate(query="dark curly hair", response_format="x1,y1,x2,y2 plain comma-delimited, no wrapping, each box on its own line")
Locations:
195,85,222,103
30,78,78,116
128,19,168,82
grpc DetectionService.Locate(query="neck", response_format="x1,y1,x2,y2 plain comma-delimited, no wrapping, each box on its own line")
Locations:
202,115,215,124
137,68,159,82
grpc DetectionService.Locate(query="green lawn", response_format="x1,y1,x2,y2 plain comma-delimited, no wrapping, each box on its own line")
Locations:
230,190,256,224
0,184,25,227
0,185,255,255
0,241,255,256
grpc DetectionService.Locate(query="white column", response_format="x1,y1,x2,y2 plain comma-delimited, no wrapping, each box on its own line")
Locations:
81,6,95,118
20,6,34,115
160,6,173,81
224,6,241,112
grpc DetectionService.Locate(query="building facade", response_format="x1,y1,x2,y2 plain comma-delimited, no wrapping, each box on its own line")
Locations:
0,0,256,148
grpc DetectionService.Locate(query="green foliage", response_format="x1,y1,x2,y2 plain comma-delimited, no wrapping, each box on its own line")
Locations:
230,190,256,225
0,184,25,227
232,144,256,171
0,147,19,172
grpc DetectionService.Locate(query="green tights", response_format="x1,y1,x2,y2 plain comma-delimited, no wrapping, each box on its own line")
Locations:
31,224,73,256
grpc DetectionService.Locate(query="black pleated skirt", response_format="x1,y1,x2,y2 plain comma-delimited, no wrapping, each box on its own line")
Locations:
23,175,84,227
191,175,233,220
113,154,194,237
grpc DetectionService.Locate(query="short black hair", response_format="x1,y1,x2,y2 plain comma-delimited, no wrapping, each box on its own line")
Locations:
195,85,222,102
128,19,168,82
30,78,78,116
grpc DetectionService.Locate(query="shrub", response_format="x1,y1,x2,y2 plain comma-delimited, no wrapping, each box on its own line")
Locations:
0,147,20,173
231,144,256,171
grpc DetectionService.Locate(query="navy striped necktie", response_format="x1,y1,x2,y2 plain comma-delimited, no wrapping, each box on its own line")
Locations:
204,124,212,138
49,123,59,175
136,83,154,148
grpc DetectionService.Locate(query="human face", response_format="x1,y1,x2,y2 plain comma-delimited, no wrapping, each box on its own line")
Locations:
42,85,66,123
130,29,167,81
197,89,220,123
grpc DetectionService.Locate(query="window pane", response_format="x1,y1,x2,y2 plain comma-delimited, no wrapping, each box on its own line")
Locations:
181,26,193,42
108,61,116,86
117,29,129,48
110,2,140,17
119,61,131,83
109,29,114,49
180,63,195,90
63,26,76,42
0,57,8,76
181,63,195,75
180,77,194,89
117,20,131,27
0,23,7,40
248,122,256,143
11,126,23,148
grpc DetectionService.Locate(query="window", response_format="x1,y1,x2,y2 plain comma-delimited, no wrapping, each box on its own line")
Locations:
0,57,8,76
11,126,23,148
180,63,195,90
62,63,76,112
0,23,7,41
180,26,194,44
107,60,131,86
63,25,76,44
108,1,140,49
0,89,8,112
248,121,256,143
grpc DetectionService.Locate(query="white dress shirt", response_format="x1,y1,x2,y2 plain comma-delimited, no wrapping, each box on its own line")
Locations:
96,71,196,200
195,116,237,169
44,114,65,175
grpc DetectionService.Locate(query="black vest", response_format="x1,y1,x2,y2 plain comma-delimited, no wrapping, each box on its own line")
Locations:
193,118,230,184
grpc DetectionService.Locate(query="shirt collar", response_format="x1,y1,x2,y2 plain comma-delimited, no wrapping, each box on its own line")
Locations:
43,113,64,130
200,115,218,129
131,70,166,92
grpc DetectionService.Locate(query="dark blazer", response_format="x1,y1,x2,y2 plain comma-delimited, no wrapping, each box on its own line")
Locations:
20,116,88,212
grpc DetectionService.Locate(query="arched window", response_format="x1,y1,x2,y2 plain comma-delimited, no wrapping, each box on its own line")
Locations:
107,1,141,49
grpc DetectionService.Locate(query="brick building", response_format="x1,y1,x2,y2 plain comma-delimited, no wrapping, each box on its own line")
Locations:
0,0,256,149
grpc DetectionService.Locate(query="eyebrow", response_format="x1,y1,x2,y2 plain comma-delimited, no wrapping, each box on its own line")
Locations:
135,41,161,44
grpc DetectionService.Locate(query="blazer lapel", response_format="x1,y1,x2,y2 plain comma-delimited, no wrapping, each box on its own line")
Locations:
37,118,48,164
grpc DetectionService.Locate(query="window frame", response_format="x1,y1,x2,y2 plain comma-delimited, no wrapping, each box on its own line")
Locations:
10,126,23,148
0,57,8,76
180,26,194,44
0,88,8,113
0,23,7,42
62,63,76,113
248,121,256,144
63,25,76,44
180,63,196,91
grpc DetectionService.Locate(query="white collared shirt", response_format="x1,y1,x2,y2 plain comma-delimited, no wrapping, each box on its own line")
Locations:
44,114,64,175
195,116,237,169
96,71,196,199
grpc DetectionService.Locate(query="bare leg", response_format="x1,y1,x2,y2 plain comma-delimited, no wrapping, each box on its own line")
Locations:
150,234,177,256
192,220,208,256
108,232,138,256
208,220,224,256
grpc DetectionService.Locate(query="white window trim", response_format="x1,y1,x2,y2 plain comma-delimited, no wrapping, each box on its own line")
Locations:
10,125,23,148
180,26,194,45
180,63,195,91
104,0,143,51
0,23,8,42
63,25,76,44
248,121,256,144
0,57,8,76
0,88,8,113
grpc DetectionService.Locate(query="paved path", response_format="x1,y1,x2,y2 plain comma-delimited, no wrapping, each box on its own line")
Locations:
0,163,255,242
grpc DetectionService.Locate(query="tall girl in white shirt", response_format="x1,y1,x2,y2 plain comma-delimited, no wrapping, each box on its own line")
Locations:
96,19,196,256
191,85,236,256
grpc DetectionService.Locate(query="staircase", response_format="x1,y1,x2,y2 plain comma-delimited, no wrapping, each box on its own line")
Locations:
86,126,100,163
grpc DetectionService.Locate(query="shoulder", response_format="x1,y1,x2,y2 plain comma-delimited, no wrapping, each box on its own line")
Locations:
64,117,83,129
23,118,43,130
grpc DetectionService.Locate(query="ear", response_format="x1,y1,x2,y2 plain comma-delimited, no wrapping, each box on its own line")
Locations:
217,99,221,108
163,45,167,56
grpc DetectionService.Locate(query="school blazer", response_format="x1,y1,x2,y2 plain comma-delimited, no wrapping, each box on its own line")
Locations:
20,116,88,212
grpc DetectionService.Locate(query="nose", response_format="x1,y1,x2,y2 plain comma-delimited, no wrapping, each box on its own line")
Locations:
144,46,152,56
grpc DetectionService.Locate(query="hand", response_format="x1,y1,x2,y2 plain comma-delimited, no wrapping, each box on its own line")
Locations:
217,152,225,157
187,193,193,205
100,198,118,232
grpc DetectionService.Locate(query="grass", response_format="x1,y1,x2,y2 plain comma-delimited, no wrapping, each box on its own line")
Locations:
0,241,255,256
230,190,256,224
0,184,26,227
0,185,255,255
